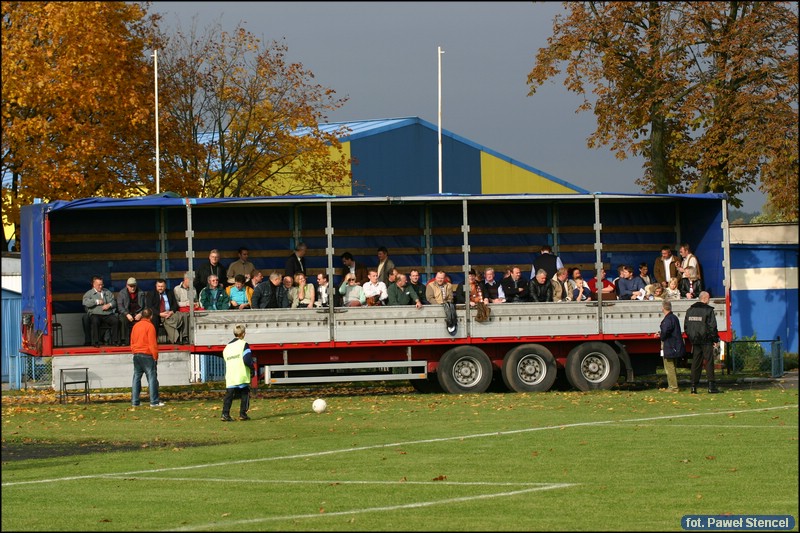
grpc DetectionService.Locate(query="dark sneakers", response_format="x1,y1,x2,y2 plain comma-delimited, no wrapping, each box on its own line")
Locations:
221,414,250,421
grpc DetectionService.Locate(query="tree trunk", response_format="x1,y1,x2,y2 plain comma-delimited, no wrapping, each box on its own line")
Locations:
649,113,669,193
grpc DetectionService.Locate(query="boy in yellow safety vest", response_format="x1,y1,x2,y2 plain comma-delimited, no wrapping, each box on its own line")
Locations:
221,324,256,421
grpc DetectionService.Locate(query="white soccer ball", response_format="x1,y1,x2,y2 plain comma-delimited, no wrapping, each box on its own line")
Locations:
312,398,327,413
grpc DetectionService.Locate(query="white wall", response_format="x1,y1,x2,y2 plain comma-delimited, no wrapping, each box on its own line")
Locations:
2,255,21,294
52,351,192,390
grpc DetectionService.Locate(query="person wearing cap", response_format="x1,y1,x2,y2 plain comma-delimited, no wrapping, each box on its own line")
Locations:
117,277,147,344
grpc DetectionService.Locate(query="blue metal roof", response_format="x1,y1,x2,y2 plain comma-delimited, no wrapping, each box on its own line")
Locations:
40,191,728,213
313,117,419,140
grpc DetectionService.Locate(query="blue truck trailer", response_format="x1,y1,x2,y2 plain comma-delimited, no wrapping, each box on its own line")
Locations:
20,192,732,393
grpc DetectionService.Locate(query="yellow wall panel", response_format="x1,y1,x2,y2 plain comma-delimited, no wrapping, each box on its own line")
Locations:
329,141,353,196
480,152,578,194
261,141,353,196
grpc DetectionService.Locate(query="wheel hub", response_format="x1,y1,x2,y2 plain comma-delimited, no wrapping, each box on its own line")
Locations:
453,358,481,386
518,356,543,385
581,354,609,382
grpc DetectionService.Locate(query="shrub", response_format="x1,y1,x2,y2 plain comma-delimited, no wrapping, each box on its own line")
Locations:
783,352,798,371
731,334,768,372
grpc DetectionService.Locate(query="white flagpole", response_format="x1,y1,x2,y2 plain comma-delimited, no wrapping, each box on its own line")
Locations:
438,46,444,194
152,49,160,194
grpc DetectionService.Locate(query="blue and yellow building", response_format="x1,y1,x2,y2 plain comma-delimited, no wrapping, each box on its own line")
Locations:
318,117,587,196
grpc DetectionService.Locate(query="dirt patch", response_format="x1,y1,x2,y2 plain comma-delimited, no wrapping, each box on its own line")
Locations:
2,442,137,462
1,440,200,462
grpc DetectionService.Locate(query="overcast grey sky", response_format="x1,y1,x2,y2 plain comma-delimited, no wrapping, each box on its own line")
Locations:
151,1,766,212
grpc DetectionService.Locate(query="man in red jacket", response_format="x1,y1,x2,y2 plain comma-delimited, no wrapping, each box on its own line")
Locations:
130,308,164,407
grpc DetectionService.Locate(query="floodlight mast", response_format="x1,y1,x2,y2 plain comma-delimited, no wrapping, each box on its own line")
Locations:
438,46,444,195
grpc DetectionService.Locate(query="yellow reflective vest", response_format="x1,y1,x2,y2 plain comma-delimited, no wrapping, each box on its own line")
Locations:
223,338,250,388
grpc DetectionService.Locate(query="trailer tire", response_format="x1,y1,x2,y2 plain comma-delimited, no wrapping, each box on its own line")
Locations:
410,375,444,394
437,346,493,394
565,342,620,391
501,344,558,393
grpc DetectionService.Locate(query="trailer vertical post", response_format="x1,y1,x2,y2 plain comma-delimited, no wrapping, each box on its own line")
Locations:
593,195,604,333
461,198,471,337
325,199,335,339
185,198,195,343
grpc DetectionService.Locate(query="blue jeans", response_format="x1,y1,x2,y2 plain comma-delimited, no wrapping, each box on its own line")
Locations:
132,354,160,406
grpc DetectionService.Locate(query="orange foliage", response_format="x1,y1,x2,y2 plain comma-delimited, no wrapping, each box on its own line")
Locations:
2,4,354,252
527,1,798,219
2,1,161,247
155,23,352,198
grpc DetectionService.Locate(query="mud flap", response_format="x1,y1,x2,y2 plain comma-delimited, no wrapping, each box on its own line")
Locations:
614,341,634,383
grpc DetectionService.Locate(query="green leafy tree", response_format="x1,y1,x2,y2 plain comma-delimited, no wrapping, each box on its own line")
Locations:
155,20,352,198
527,1,798,220
2,1,160,250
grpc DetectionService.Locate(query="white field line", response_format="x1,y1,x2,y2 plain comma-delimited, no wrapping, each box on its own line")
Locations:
165,482,578,532
627,424,798,429
2,404,795,488
104,476,560,487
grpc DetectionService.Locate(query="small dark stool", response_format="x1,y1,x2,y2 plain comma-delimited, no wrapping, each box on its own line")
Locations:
52,319,63,347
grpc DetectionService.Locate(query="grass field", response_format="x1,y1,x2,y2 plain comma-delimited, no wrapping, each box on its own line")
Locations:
2,382,798,532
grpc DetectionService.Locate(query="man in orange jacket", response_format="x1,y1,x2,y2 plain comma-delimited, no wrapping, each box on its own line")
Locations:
130,308,164,407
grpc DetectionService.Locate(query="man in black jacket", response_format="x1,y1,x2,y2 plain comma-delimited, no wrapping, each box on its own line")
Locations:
529,268,554,302
146,279,188,344
252,272,282,309
683,291,722,394
285,242,307,278
195,249,228,294
501,266,530,303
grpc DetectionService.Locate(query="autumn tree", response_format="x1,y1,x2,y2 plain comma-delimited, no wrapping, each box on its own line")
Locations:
155,20,352,198
1,1,161,250
527,1,798,220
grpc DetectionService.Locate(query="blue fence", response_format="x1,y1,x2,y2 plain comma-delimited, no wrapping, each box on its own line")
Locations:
727,338,784,378
198,354,226,383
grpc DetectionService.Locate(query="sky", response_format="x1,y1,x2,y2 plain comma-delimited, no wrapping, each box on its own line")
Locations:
150,1,767,213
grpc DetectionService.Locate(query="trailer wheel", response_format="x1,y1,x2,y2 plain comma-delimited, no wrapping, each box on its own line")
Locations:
410,375,444,394
501,344,557,393
437,346,493,394
565,342,620,391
